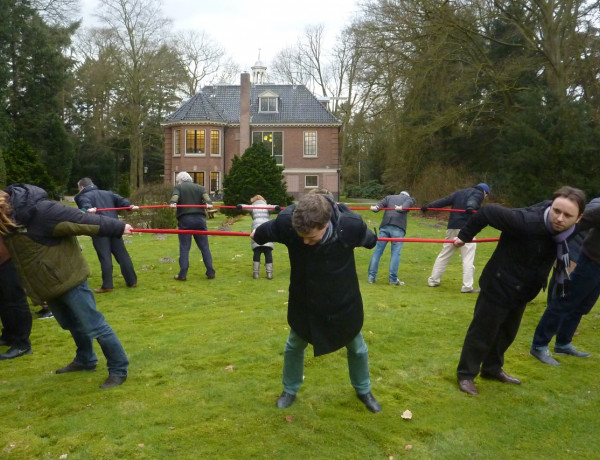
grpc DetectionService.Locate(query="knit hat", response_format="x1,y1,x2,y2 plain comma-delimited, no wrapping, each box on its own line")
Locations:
477,183,490,194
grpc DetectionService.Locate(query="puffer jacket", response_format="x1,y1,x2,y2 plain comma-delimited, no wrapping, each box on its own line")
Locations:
3,184,126,304
254,195,377,356
426,185,487,229
249,199,275,250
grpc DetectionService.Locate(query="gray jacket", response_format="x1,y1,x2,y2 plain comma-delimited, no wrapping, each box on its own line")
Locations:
373,193,416,231
249,200,275,250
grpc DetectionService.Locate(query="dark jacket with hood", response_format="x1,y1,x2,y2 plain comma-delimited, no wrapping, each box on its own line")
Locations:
425,185,487,230
74,184,132,219
253,195,377,356
457,201,570,305
3,184,126,304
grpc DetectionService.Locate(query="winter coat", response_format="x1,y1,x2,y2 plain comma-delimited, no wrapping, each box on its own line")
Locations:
74,185,132,219
253,195,377,356
579,197,600,264
457,202,568,305
3,184,126,304
426,185,487,229
170,182,211,219
249,200,274,250
374,193,416,231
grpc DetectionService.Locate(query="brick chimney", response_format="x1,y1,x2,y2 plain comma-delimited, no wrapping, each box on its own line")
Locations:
239,72,251,154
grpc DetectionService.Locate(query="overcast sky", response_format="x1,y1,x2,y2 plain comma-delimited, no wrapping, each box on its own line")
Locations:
80,0,362,70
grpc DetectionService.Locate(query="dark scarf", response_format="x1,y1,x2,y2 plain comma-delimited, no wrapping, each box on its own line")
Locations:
544,207,576,297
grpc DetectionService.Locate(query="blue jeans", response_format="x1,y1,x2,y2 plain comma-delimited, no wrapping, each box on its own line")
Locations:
532,253,600,349
281,329,372,395
48,280,128,376
177,214,215,278
368,225,405,282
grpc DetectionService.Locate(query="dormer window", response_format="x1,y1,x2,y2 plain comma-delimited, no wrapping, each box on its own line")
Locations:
258,90,279,113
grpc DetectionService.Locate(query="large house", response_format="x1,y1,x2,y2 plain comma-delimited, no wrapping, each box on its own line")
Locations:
162,62,342,200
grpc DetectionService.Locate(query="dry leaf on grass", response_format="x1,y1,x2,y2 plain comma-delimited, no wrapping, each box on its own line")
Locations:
285,415,293,422
401,409,412,420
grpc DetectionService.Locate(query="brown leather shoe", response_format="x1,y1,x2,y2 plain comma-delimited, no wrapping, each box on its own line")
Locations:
481,370,521,385
458,379,478,395
173,275,186,281
94,287,113,293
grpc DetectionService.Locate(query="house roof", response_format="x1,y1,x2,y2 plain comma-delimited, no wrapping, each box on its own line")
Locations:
163,84,342,126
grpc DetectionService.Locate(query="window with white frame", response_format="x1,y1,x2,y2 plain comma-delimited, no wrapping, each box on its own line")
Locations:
186,129,205,154
210,130,220,155
259,96,278,112
305,175,318,188
210,171,221,194
303,131,317,157
174,129,181,156
252,131,283,165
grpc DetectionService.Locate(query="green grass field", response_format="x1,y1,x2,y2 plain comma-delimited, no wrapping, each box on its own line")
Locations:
1,208,599,459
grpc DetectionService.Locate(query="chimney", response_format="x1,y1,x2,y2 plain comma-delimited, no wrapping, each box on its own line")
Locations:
239,72,251,155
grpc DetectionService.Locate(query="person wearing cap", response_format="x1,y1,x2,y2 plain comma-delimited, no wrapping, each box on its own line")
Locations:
422,183,490,293
368,191,416,285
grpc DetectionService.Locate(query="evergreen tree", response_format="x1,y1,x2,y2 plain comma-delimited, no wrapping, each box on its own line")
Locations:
222,143,294,213
4,139,56,194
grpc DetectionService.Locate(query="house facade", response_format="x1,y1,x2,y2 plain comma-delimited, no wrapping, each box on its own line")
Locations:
162,64,342,200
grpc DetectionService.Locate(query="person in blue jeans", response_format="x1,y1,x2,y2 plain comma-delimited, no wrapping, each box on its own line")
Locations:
368,191,415,285
1,184,130,389
530,197,600,365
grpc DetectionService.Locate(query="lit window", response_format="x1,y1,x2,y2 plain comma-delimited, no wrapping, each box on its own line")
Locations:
186,130,205,154
259,97,278,112
305,175,318,188
174,130,181,156
210,171,220,194
303,131,317,157
252,131,283,165
210,130,220,155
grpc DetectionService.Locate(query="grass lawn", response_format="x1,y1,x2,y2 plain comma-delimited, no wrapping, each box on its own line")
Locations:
1,207,599,459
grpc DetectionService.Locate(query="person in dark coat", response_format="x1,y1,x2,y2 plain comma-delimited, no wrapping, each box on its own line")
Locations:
169,172,215,281
0,184,131,389
252,193,381,412
423,184,489,293
530,197,600,364
454,186,585,395
75,178,138,293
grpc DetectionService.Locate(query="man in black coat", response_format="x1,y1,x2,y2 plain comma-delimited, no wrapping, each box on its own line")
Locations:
252,193,381,412
453,186,585,395
75,178,138,293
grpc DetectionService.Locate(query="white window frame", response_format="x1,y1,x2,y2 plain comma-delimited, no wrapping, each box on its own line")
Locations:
305,175,319,188
303,131,317,157
173,129,181,156
185,129,206,156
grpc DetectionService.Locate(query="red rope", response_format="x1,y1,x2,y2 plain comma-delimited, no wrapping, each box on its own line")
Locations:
131,228,498,243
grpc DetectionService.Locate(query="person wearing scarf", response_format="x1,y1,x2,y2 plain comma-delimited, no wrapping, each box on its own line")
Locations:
453,186,585,395
531,197,600,365
252,193,381,412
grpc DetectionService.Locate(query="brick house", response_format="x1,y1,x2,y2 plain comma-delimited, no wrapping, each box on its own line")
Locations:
162,63,342,200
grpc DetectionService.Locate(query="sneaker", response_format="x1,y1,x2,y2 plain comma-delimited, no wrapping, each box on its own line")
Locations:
0,346,33,360
38,310,54,319
461,288,481,294
367,277,375,284
529,347,560,366
389,279,405,286
554,344,590,358
100,374,127,389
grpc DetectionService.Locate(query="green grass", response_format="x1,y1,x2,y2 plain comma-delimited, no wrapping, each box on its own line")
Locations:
1,209,600,459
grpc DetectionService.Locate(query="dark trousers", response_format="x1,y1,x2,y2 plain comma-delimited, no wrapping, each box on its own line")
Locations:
177,214,215,278
457,291,526,380
92,236,137,289
0,259,32,348
532,253,600,348
253,247,273,263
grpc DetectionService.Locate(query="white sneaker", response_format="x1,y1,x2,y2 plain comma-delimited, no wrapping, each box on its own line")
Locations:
390,280,405,286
